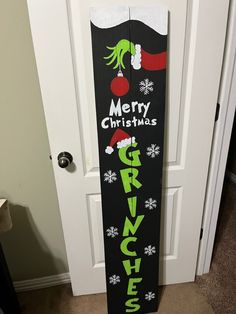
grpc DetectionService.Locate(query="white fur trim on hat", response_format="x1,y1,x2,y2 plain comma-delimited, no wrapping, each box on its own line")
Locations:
131,44,141,70
117,136,136,149
105,146,114,154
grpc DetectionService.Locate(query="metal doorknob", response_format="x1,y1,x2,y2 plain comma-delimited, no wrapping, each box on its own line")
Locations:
57,152,73,168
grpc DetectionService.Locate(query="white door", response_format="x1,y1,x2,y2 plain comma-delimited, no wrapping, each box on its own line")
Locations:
27,0,229,295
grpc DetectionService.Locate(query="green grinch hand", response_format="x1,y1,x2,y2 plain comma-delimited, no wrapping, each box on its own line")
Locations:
104,39,135,69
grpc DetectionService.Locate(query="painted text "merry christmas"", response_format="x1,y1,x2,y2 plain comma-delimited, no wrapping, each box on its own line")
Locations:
101,99,157,129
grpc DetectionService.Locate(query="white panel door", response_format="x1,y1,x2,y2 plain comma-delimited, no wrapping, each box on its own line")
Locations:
27,0,229,295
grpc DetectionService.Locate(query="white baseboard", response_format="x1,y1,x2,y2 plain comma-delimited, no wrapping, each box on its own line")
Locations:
14,272,71,292
226,170,236,184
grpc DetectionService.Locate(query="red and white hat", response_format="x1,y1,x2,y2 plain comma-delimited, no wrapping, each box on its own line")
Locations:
105,128,136,154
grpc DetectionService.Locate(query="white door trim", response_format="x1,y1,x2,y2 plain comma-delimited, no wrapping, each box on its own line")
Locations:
197,0,236,275
14,273,70,292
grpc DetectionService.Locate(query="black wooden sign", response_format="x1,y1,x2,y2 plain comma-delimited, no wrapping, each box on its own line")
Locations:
90,6,168,313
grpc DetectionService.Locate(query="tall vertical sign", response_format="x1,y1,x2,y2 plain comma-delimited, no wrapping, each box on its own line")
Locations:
90,6,168,313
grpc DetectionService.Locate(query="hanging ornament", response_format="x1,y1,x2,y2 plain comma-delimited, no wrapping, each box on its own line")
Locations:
110,69,129,97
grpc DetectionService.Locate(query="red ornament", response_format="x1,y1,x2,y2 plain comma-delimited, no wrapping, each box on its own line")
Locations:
110,70,129,97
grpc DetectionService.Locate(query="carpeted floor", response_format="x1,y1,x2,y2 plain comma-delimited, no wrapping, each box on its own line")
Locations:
18,283,213,314
17,181,236,313
196,181,236,314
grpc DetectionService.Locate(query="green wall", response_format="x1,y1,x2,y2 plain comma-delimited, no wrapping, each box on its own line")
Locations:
0,0,69,280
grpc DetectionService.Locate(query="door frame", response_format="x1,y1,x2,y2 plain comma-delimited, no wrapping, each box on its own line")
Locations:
197,0,236,275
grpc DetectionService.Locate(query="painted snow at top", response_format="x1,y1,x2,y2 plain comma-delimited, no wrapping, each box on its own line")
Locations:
90,6,168,35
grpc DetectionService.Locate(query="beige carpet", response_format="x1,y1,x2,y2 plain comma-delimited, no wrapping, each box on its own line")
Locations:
196,181,236,314
18,283,213,314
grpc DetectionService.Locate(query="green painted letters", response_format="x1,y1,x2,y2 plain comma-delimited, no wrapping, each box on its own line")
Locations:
120,237,137,256
127,278,143,295
125,298,141,312
127,196,137,217
118,143,141,167
122,258,141,276
123,215,144,236
120,168,142,193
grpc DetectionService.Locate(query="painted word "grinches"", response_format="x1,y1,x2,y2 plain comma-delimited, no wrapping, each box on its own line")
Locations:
119,142,144,312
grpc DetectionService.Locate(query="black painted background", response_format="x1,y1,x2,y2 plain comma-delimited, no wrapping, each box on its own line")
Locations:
91,20,167,314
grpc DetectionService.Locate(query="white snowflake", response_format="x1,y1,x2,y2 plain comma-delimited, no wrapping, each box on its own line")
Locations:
146,144,160,158
145,198,157,210
139,78,154,95
109,274,120,285
145,291,155,301
144,245,156,256
104,170,117,183
106,226,119,238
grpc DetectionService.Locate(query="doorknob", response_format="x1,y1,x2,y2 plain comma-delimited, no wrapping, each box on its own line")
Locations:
57,152,73,168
